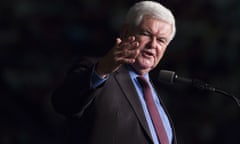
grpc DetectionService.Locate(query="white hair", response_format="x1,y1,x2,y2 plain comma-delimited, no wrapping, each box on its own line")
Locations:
124,1,176,41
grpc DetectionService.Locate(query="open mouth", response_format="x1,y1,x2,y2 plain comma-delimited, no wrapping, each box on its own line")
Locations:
142,50,154,58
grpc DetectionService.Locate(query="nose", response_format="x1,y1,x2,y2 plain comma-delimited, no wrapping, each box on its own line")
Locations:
148,37,158,49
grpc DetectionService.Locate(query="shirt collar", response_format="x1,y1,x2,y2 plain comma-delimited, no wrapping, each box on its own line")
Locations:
126,65,150,81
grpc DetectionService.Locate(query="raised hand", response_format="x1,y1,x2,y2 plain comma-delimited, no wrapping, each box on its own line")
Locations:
96,36,140,78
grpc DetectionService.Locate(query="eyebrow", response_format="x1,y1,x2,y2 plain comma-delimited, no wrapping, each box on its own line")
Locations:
139,28,169,43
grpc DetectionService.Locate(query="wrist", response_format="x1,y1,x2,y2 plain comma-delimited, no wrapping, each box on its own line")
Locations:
95,62,109,78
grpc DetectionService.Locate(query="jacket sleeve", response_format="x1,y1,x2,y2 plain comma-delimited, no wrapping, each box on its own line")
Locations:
51,57,100,116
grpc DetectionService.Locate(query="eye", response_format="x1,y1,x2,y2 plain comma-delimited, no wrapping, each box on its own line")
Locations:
157,38,168,45
139,30,151,37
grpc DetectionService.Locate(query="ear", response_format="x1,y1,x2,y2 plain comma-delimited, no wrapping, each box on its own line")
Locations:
119,24,130,40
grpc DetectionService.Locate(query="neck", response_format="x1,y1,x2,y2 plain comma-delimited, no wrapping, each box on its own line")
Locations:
126,65,149,77
130,65,150,76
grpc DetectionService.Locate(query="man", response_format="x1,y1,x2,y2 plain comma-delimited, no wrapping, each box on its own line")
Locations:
52,1,177,144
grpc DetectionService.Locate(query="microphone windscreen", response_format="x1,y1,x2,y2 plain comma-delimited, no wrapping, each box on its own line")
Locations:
158,70,176,84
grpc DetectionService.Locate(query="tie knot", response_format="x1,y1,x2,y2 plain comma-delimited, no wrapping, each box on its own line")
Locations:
137,76,150,89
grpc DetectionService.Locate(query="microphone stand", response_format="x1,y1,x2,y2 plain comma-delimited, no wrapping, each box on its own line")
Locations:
192,80,240,108
214,88,240,107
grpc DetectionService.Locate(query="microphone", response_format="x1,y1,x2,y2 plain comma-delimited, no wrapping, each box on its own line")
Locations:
158,70,215,91
158,70,240,107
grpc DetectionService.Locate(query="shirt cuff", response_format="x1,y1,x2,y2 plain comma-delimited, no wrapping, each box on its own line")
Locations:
91,64,108,89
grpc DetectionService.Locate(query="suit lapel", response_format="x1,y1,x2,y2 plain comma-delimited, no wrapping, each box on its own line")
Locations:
113,66,153,142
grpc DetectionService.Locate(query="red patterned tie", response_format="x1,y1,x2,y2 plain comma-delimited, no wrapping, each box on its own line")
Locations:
137,76,169,144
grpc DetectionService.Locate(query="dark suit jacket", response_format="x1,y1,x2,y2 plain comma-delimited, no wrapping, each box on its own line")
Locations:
52,57,177,144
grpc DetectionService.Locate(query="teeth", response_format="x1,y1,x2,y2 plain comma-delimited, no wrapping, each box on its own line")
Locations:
143,51,153,57
144,51,153,56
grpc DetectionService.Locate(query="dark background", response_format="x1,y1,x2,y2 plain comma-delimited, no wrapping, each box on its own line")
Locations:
1,0,240,144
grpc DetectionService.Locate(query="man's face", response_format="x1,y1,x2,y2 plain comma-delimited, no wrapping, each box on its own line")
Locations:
131,16,172,75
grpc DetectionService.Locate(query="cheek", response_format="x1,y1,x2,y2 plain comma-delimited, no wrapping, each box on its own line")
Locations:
155,47,166,61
